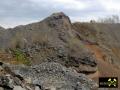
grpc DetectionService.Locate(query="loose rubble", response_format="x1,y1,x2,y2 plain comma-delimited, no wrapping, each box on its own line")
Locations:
0,62,98,90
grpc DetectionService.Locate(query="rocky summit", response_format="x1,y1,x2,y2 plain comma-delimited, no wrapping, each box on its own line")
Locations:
0,12,97,74
0,12,120,90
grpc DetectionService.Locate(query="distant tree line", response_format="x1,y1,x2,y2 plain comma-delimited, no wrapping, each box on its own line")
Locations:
90,15,120,23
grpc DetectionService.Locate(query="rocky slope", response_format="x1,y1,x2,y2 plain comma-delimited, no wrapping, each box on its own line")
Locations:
0,62,97,90
73,22,120,89
0,12,97,73
0,12,120,90
73,23,120,69
0,12,98,90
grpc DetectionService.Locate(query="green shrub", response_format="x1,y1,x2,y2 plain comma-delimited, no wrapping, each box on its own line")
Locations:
12,49,31,66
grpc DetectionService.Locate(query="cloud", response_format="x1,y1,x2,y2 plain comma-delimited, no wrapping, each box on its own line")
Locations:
29,0,88,10
0,0,120,28
98,0,120,11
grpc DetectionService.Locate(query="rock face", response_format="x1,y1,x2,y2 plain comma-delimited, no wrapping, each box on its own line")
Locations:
0,62,97,90
0,12,120,90
0,12,97,74
1,12,120,89
0,12,99,90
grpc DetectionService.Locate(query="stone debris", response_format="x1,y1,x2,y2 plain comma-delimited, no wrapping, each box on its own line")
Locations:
0,62,98,90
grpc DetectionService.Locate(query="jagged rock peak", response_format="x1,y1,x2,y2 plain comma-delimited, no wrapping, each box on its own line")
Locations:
50,12,69,19
45,12,72,29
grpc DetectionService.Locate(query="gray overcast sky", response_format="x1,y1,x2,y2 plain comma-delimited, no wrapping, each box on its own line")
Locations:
0,0,120,28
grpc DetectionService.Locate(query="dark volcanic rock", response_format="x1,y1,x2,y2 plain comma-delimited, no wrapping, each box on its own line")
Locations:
0,12,97,74
0,62,97,90
0,12,99,90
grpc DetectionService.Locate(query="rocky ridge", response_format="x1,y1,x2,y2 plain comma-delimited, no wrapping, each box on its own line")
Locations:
1,12,120,89
0,12,98,90
0,12,97,74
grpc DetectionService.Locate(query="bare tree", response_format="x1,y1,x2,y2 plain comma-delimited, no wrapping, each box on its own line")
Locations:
98,15,120,23
112,15,119,23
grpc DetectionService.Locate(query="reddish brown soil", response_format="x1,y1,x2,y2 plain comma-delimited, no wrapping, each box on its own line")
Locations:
86,44,120,89
0,52,21,65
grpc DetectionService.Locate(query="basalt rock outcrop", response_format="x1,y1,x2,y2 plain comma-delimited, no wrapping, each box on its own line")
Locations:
1,12,120,89
0,62,97,90
0,12,97,74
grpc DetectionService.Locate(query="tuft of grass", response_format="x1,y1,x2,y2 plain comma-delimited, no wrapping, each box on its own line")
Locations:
12,49,31,66
68,37,85,50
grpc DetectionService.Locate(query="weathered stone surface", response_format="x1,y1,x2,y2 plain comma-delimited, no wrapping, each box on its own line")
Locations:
0,12,97,74
0,12,100,90
0,75,13,89
75,64,97,73
0,87,4,90
0,62,97,90
35,86,41,90
7,62,97,90
13,86,26,90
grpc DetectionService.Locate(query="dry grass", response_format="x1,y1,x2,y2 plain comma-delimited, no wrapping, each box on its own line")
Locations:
85,44,120,89
11,49,31,65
